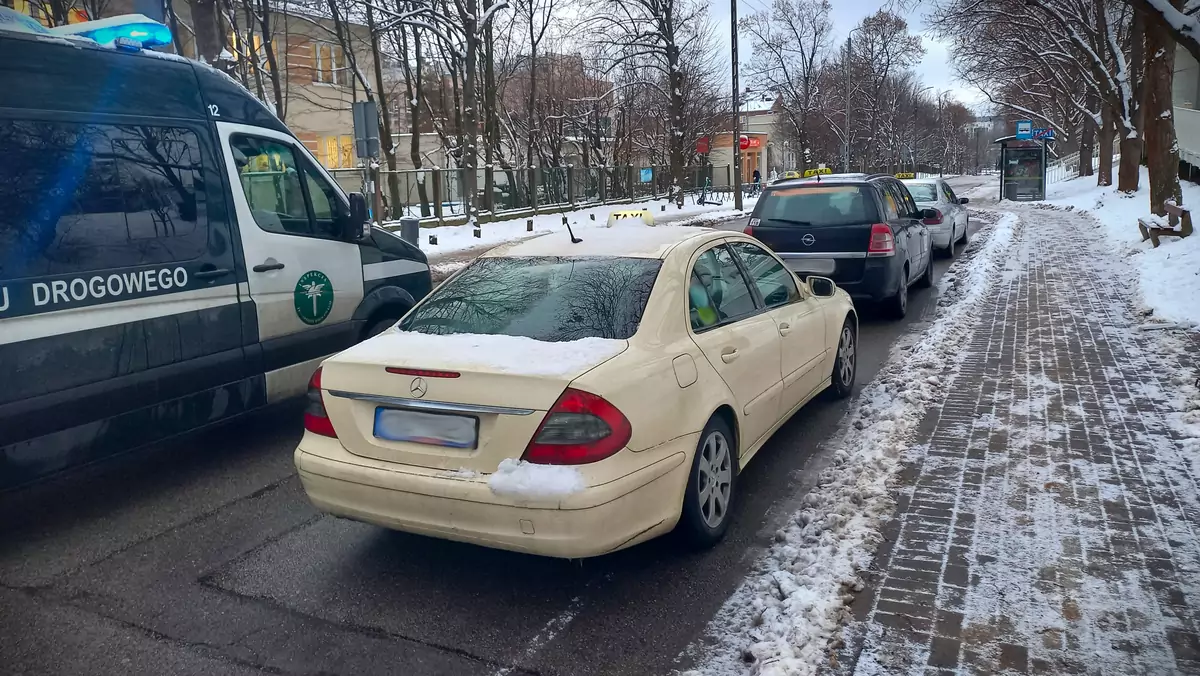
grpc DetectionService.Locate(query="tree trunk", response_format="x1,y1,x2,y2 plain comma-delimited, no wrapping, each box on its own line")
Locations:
1080,96,1096,178
190,0,225,67
1098,105,1115,186
460,0,480,223
1144,0,1183,214
401,25,431,217
483,8,497,215
1117,9,1144,193
667,47,685,207
365,5,400,219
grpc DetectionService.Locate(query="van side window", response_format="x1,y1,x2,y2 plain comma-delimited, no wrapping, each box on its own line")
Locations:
0,120,207,280
231,134,344,240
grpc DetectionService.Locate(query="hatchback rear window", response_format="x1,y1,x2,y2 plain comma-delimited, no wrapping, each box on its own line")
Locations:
398,256,661,341
905,183,938,202
754,185,878,227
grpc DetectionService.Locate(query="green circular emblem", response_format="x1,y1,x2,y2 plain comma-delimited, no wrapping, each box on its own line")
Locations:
294,270,334,325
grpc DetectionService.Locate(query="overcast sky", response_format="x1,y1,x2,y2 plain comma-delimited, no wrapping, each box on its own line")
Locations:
708,0,985,109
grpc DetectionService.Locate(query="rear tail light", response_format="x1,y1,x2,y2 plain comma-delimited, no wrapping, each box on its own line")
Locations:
867,223,895,257
522,388,632,465
744,217,759,236
922,209,944,225
303,367,338,438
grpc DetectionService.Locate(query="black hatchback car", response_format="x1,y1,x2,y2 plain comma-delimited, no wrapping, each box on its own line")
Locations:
744,174,934,318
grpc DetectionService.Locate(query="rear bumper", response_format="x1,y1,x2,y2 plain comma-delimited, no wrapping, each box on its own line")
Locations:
929,225,954,248
294,433,693,558
834,257,904,301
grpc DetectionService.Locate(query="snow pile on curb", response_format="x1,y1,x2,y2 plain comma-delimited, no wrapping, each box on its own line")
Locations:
488,459,585,498
1044,168,1200,327
683,212,1020,676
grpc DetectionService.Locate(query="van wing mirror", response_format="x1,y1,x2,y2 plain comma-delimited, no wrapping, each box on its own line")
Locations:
347,192,371,240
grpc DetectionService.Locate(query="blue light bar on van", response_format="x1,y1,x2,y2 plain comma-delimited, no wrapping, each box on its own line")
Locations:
48,14,172,49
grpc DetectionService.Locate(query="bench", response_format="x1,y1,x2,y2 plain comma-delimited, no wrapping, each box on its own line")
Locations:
1138,201,1194,247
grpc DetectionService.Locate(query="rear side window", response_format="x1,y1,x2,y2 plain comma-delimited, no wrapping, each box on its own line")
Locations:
398,256,661,341
689,245,759,330
905,183,938,202
753,185,878,227
942,183,958,203
0,120,208,281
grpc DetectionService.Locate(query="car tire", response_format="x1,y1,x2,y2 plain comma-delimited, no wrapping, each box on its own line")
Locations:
884,274,908,319
944,235,957,259
959,223,969,245
829,318,856,399
364,315,401,340
678,416,737,549
916,249,934,288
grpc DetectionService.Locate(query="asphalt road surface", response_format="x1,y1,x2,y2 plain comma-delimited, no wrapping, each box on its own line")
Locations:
1,176,992,676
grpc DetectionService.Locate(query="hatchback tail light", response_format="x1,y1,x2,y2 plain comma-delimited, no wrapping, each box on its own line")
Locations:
304,367,338,438
922,209,944,225
867,223,895,257
744,217,759,236
522,388,632,465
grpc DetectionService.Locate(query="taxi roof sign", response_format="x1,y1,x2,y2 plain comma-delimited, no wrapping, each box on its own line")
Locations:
895,172,916,179
802,167,832,178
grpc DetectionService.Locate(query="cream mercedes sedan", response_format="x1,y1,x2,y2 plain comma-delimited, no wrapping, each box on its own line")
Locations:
295,227,857,558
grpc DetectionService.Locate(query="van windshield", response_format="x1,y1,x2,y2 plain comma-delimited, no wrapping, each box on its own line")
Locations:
398,256,661,341
754,185,877,227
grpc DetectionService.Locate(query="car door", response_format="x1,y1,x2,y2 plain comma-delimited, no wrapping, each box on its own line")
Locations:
688,244,783,454
216,122,365,401
892,181,930,276
727,240,827,411
877,181,914,281
940,182,966,238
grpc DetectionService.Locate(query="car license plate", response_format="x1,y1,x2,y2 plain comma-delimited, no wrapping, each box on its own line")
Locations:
786,258,836,275
373,408,478,449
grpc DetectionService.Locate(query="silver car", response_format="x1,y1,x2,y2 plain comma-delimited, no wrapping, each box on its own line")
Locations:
901,178,970,257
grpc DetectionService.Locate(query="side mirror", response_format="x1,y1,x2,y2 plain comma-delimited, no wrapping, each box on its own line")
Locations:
958,197,970,205
808,276,836,298
347,192,371,240
920,207,940,221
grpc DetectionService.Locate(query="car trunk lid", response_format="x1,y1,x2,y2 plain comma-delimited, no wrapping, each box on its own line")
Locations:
749,183,877,282
319,330,628,472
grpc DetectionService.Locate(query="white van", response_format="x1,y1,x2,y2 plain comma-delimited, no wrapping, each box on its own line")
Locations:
0,18,431,488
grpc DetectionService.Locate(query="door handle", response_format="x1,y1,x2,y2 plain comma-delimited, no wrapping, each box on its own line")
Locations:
252,259,285,273
720,347,739,363
193,267,233,280
778,322,792,336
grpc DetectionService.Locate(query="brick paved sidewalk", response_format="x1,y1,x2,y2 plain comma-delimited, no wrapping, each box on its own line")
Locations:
840,206,1200,675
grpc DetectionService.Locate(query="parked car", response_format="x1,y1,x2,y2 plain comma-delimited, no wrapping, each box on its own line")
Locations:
743,174,934,318
902,178,970,257
296,227,857,558
0,18,431,489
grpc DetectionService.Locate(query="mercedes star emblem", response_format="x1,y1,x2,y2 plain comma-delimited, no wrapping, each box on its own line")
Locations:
801,233,816,246
410,377,428,398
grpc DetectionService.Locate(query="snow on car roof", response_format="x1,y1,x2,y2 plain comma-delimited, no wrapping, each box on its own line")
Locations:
482,225,720,259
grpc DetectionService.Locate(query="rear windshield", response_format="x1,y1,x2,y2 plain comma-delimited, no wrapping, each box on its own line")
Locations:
754,185,878,227
905,183,938,202
398,256,661,341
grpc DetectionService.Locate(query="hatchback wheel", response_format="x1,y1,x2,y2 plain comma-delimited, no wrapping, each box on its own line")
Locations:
884,276,908,319
944,235,957,258
830,319,856,398
678,417,737,548
916,248,935,288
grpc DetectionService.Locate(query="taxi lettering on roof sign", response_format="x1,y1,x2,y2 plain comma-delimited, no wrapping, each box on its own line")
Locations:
802,167,832,178
895,172,916,179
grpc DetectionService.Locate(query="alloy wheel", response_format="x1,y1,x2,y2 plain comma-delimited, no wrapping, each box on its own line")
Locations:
697,431,733,528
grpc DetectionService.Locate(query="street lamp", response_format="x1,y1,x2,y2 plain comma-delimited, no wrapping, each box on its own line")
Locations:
843,26,862,173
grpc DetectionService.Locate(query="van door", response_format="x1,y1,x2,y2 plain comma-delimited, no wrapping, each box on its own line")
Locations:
214,122,365,402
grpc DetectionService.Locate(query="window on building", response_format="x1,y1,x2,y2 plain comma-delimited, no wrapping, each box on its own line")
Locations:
229,33,276,73
313,43,346,85
320,135,356,169
0,121,208,280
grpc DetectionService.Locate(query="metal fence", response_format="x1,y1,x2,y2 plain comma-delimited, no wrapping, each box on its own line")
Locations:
333,164,735,222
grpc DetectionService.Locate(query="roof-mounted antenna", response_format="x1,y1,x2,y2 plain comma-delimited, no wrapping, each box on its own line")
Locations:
563,216,582,243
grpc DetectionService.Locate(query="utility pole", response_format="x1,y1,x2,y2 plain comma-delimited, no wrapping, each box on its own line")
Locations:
731,0,743,211
843,34,852,173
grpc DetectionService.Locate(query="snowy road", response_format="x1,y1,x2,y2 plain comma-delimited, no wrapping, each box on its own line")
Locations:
0,178,994,676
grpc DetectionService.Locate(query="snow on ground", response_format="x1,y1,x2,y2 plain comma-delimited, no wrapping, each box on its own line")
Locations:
335,331,628,378
487,459,585,498
1044,168,1200,327
398,196,756,259
682,213,1020,676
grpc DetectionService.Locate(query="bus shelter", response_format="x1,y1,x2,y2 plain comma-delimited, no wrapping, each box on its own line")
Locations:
994,135,1048,201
